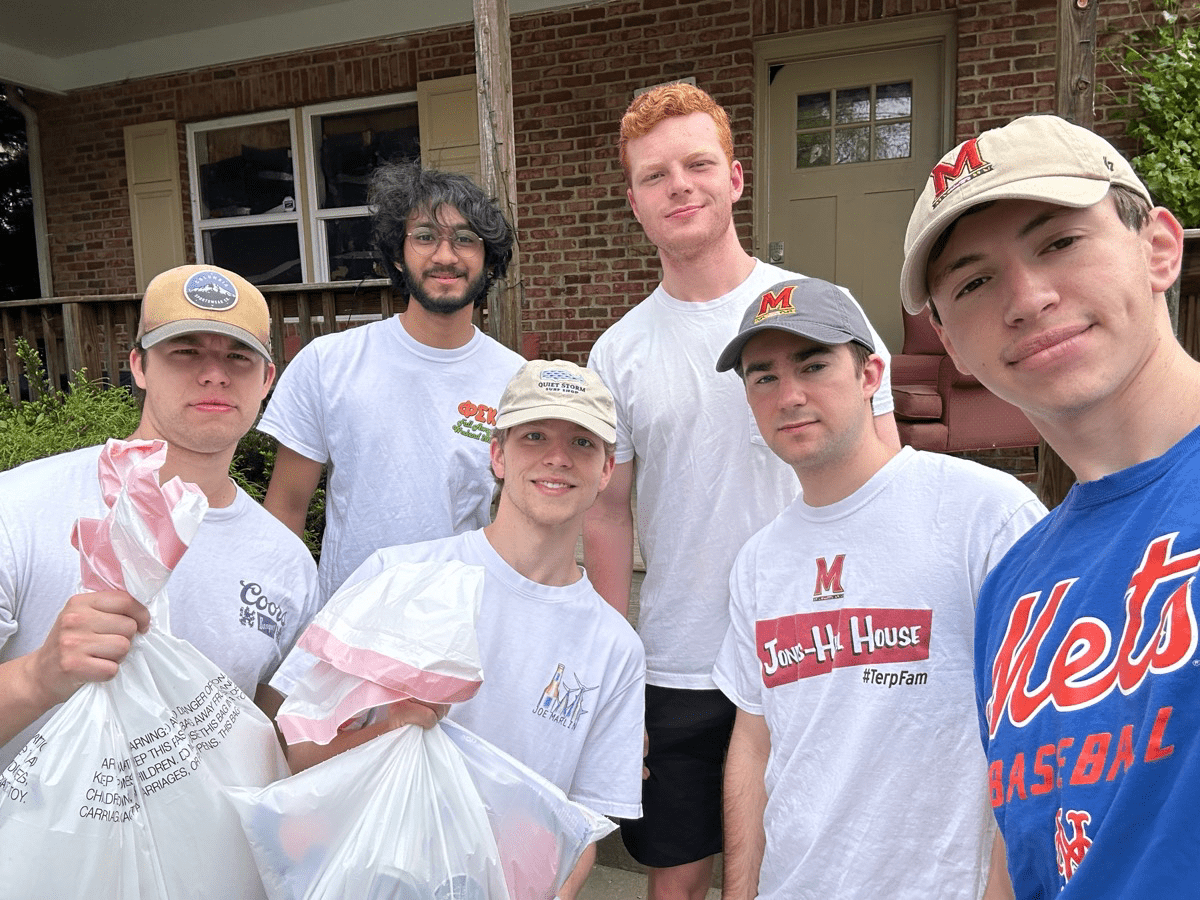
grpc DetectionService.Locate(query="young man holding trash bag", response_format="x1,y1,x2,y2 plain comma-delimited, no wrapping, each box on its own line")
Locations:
0,264,319,770
273,358,646,900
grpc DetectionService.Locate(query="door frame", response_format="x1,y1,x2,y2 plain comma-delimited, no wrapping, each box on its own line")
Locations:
752,12,958,262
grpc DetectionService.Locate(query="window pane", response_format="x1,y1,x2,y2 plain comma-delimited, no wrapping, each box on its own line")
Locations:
796,92,831,129
876,82,912,121
317,105,420,209
834,126,870,164
875,122,912,160
834,87,870,124
196,121,295,219
326,217,379,281
796,132,830,168
203,224,302,285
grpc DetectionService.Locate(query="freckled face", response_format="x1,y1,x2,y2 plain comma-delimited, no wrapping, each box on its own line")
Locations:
625,111,743,261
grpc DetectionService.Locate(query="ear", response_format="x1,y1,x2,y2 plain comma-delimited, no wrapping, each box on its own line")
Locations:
1143,206,1185,295
730,159,745,204
597,451,616,493
129,347,147,390
393,261,404,274
489,436,505,481
627,186,643,226
930,318,975,377
861,354,885,401
261,361,277,397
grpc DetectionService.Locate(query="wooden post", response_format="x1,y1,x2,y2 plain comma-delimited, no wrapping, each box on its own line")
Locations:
473,0,523,356
1057,0,1100,125
1037,0,1103,508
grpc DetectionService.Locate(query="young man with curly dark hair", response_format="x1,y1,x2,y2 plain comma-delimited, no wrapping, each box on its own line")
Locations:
260,162,524,601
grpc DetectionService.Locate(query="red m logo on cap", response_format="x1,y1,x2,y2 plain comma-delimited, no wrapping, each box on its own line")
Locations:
754,285,796,323
931,138,992,202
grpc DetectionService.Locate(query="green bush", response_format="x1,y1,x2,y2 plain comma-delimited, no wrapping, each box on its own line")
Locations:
1116,1,1200,228
1,338,324,558
0,338,141,471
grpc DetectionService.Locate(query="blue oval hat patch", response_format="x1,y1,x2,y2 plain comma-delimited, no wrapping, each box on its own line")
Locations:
183,270,239,311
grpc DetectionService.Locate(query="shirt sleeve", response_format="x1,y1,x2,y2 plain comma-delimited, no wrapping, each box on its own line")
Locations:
712,544,765,715
587,334,636,466
257,342,330,464
0,497,20,650
565,642,646,819
838,286,896,417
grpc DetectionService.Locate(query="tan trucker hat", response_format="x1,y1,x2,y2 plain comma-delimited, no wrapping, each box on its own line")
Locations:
136,264,272,361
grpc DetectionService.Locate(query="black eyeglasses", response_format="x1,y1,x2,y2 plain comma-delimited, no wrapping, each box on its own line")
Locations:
406,227,485,256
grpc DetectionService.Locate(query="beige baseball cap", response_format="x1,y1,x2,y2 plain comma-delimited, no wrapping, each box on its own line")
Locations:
136,264,272,360
901,115,1151,314
494,359,617,444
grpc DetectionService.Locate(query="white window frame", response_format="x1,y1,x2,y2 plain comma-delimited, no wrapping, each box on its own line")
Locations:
300,91,418,283
185,109,307,282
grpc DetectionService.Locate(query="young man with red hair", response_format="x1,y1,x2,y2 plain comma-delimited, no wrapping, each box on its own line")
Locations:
585,82,898,900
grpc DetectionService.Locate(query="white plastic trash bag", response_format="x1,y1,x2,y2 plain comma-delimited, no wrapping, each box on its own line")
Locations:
276,560,487,745
444,720,617,900
0,439,289,900
229,722,511,900
259,560,613,900
228,720,615,900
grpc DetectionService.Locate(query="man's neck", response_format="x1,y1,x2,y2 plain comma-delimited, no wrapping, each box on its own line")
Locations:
1034,342,1200,483
399,302,476,350
483,510,583,587
796,437,899,508
658,227,757,303
128,427,239,508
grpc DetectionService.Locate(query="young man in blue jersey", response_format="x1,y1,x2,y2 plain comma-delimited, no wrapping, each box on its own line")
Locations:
901,114,1200,898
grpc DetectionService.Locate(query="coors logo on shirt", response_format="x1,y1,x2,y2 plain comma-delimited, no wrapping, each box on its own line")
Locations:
238,580,287,641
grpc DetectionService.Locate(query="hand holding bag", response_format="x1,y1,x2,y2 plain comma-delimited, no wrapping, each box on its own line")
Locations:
0,439,290,900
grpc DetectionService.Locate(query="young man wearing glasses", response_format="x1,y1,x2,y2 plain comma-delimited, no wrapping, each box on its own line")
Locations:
259,161,524,602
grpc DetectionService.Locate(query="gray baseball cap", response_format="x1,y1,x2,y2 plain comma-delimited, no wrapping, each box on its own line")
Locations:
716,278,875,373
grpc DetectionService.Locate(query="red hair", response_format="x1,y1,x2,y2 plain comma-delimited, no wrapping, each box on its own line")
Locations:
619,83,734,179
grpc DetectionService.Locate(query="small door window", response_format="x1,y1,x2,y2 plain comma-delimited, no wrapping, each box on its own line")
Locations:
794,81,913,168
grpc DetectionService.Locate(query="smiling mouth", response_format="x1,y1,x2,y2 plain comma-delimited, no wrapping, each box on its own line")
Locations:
1006,324,1091,366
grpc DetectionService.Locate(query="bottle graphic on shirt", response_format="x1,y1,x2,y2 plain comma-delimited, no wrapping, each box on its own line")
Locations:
539,664,565,711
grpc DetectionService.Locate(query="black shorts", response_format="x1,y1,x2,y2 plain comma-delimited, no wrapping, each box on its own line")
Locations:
619,685,736,868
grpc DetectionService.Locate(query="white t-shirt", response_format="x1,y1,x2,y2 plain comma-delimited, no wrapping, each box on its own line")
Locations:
258,316,524,601
589,261,895,689
273,529,645,818
713,448,1047,900
0,444,320,770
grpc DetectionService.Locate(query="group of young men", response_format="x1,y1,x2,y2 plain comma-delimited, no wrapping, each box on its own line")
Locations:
1,76,1197,900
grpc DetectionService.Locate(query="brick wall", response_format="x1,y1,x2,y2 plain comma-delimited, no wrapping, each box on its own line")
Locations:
28,0,1168,363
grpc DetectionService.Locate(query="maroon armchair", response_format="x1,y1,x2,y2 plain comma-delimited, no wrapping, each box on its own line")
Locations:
890,308,1039,453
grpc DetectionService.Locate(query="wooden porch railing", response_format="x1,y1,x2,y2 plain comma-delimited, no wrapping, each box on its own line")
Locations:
0,280,402,403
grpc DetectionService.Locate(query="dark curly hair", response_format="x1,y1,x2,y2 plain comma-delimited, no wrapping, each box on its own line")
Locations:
369,161,513,305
